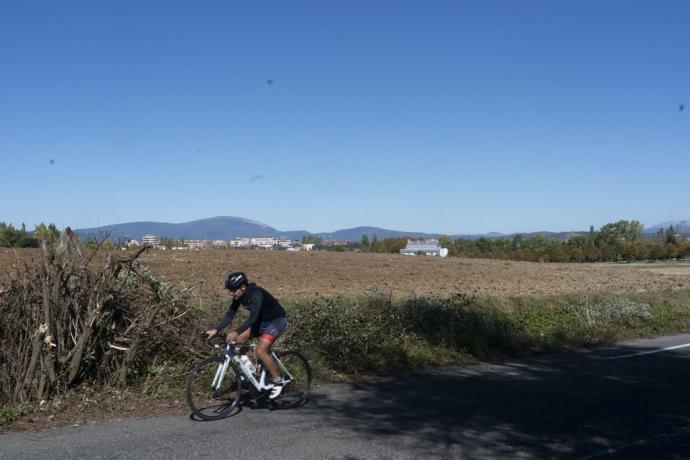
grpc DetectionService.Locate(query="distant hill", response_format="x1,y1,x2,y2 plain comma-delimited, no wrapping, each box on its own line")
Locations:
318,226,441,241
75,216,690,243
76,216,311,242
645,219,690,234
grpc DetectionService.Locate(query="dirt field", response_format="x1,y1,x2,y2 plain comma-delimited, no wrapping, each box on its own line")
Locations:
3,249,688,299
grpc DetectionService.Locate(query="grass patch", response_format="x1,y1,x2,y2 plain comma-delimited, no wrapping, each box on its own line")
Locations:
280,289,690,379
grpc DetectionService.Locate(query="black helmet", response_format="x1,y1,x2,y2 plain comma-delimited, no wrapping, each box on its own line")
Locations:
225,272,248,290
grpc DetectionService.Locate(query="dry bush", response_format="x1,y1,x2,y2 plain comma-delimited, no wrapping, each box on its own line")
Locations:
0,229,201,405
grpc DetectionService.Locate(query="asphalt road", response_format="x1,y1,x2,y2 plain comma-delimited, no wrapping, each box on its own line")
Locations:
3,334,690,459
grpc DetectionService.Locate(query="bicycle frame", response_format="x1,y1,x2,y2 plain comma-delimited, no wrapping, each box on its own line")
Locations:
212,343,294,394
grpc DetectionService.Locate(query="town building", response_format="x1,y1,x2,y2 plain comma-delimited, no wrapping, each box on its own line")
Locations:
142,234,158,246
400,239,449,257
251,237,276,249
228,237,251,248
276,239,295,249
184,239,211,250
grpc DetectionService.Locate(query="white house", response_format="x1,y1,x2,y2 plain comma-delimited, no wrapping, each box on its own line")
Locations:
400,239,448,257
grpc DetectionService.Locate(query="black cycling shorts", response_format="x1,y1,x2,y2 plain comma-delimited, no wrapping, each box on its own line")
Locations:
250,317,288,343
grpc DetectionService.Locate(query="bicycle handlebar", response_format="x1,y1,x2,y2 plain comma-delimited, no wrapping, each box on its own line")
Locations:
200,333,257,351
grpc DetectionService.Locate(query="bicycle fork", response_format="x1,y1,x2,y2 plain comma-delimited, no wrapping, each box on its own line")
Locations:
212,355,231,391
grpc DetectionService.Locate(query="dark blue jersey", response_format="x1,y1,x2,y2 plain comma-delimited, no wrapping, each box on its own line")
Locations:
215,283,286,334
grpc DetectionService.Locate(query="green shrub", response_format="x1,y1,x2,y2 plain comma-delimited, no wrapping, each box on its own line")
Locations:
283,289,690,375
0,406,15,427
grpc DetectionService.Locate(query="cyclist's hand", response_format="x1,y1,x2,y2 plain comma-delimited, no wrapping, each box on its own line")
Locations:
226,331,238,344
205,328,218,340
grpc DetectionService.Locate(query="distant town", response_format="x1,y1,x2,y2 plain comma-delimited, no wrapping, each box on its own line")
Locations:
127,235,449,257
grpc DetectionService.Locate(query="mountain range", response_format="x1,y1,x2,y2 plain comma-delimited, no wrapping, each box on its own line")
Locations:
75,216,690,242
644,219,690,234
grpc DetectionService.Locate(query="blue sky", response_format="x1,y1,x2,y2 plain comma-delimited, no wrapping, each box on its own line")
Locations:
1,0,688,234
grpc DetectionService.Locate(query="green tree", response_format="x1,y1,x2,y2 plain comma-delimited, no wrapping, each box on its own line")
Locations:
665,226,678,245
302,235,324,245
370,234,386,253
0,222,29,248
598,220,643,246
511,234,524,252
438,235,452,248
159,237,175,249
359,235,371,252
33,223,60,246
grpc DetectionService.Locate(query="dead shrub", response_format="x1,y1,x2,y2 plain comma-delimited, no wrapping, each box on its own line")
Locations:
0,229,201,405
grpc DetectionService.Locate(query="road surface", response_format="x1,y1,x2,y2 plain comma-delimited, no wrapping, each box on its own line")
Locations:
3,334,690,459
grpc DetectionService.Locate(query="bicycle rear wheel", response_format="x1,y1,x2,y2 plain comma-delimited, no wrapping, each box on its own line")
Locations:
273,351,312,409
186,356,241,420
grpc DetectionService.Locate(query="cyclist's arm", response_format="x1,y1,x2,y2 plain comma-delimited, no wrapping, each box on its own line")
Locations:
215,300,240,330
233,289,263,335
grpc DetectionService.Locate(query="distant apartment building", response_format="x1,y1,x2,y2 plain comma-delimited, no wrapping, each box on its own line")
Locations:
228,237,251,248
276,239,296,249
142,234,158,246
400,239,448,257
127,239,141,247
212,240,228,248
184,239,211,250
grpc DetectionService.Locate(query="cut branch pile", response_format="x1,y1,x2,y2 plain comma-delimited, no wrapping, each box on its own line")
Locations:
0,229,200,405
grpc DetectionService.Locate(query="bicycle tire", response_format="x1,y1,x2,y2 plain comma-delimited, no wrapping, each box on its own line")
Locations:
186,356,242,420
272,350,312,409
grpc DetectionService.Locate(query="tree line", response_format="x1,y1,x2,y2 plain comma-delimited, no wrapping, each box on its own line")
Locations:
3,219,689,262
361,220,690,262
0,222,60,248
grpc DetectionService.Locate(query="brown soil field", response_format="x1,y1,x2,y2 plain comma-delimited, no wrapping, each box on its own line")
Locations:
3,249,689,299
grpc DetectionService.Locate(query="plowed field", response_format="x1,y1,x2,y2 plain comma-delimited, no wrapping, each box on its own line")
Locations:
2,249,689,300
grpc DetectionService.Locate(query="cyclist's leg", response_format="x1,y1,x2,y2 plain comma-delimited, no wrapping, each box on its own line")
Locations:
235,328,253,356
256,318,288,381
234,328,252,343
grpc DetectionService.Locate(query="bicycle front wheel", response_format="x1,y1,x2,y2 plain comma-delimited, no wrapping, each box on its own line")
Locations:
186,356,242,420
273,350,312,409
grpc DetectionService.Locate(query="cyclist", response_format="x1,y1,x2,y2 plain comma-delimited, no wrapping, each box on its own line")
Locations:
205,272,288,399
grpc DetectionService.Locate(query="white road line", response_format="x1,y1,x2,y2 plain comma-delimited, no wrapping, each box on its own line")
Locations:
580,424,690,459
605,342,690,360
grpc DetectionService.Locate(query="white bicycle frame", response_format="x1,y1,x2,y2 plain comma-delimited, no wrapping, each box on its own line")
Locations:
211,344,294,393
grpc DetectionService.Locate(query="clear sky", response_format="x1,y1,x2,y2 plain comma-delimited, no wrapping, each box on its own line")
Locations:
1,0,688,235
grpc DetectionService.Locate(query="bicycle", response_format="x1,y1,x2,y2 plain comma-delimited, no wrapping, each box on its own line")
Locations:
186,337,312,420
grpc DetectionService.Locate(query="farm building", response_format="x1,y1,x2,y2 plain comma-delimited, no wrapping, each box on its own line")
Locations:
400,239,449,257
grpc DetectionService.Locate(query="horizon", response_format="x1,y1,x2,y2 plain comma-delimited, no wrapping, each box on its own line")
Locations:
73,214,689,237
2,1,689,234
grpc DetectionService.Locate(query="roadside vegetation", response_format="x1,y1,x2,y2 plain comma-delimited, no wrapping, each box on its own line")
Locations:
282,288,690,377
2,232,690,429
